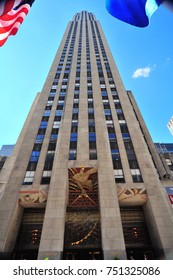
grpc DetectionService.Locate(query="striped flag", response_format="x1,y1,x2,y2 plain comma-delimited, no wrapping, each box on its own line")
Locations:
0,0,35,47
0,0,23,16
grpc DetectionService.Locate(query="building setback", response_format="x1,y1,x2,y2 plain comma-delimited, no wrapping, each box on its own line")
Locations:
0,11,173,260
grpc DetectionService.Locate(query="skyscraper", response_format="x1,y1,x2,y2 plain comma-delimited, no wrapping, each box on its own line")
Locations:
0,11,173,260
167,116,173,136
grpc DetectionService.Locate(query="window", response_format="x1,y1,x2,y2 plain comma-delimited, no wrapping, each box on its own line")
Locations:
114,170,125,183
56,110,63,116
88,102,93,108
88,108,94,113
89,125,95,132
27,161,37,171
71,126,78,133
38,128,46,135
33,143,42,151
89,132,96,141
51,85,57,90
42,116,49,121
47,100,53,105
30,151,40,162
70,141,77,149
53,121,60,129
120,124,129,133
57,105,63,110
43,110,51,117
73,108,79,114
44,153,54,170
72,113,78,120
124,140,133,150
108,133,116,140
48,142,56,151
23,171,35,185
50,134,58,142
35,135,44,143
73,103,79,108
89,141,96,149
107,126,115,133
40,122,48,129
51,128,59,135
41,171,52,185
89,150,97,160
54,116,61,121
69,150,76,160
104,103,110,109
129,159,139,169
41,177,51,184
70,133,77,141
114,103,121,109
117,113,125,120
132,173,143,183
116,109,123,114
110,140,118,150
112,158,122,169
105,114,112,120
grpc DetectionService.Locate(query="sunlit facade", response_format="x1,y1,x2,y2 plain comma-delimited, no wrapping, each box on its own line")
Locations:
0,11,173,260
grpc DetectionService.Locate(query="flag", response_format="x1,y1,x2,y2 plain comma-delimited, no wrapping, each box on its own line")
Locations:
105,0,164,27
0,0,24,16
0,0,35,47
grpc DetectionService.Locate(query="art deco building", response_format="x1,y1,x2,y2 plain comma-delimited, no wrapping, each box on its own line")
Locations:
0,11,173,260
167,116,173,136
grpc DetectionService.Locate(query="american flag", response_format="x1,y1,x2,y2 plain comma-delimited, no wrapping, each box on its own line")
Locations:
0,0,35,47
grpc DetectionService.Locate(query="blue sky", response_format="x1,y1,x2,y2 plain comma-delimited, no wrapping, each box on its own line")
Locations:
0,0,173,149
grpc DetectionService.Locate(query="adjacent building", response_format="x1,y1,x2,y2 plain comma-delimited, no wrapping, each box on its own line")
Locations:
0,145,15,157
167,116,173,136
0,11,173,260
0,145,15,172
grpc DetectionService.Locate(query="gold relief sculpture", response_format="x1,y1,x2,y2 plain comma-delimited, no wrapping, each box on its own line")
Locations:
68,167,98,207
117,187,147,206
19,190,48,205
64,167,101,249
69,167,97,195
64,211,101,248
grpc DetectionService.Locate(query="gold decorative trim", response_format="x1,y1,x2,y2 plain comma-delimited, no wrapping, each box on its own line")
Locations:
117,187,147,206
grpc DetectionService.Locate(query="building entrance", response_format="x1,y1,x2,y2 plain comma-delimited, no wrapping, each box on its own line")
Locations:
63,249,103,260
121,206,155,260
12,208,45,260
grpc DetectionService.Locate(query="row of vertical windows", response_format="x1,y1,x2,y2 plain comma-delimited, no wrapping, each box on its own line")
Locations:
41,21,78,181
23,22,75,185
86,18,97,160
69,21,82,160
91,22,125,182
93,20,143,183
102,69,143,181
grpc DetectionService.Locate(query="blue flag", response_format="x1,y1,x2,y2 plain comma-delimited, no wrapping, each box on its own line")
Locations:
105,0,163,27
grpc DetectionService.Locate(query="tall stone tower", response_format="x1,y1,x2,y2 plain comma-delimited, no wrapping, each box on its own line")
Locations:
0,11,173,260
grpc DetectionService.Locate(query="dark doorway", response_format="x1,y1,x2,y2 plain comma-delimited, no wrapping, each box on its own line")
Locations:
63,249,103,260
127,248,155,260
121,206,155,260
12,249,38,260
12,208,45,260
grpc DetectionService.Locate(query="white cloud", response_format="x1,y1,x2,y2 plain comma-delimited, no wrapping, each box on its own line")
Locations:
166,57,171,62
165,57,171,64
132,66,152,78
